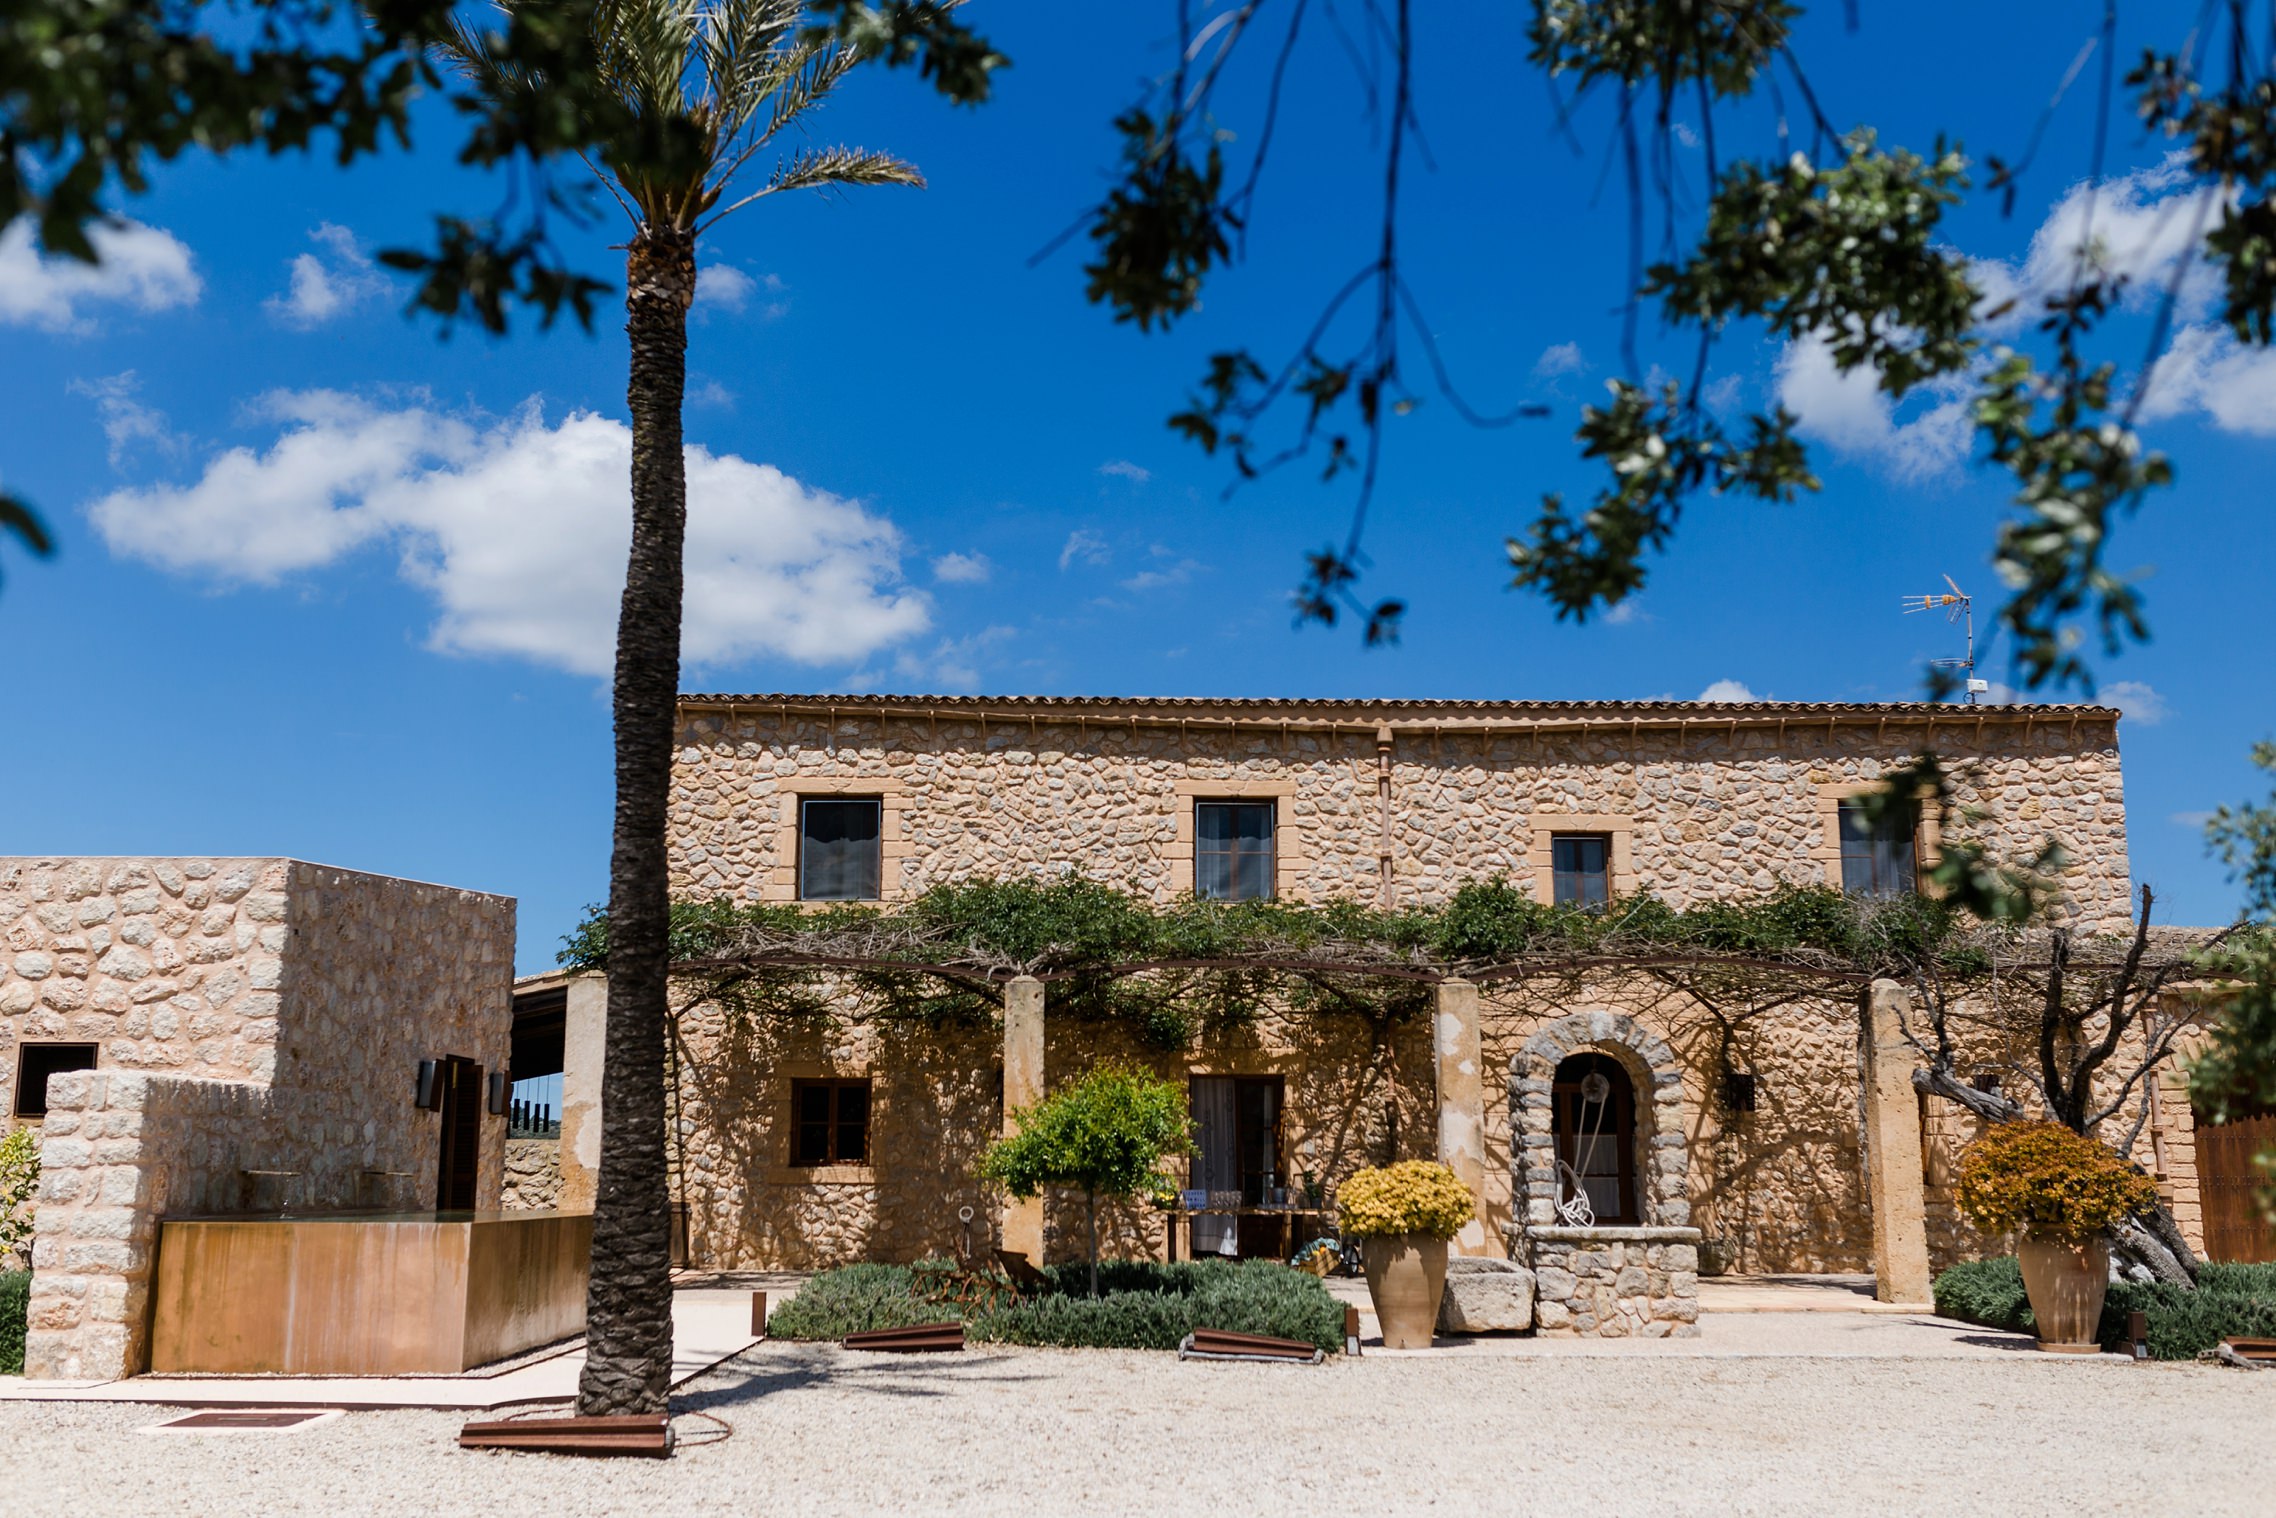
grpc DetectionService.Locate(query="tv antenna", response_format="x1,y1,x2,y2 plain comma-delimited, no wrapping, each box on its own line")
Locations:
1902,575,1989,704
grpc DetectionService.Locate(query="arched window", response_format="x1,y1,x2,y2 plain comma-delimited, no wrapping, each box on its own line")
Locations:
1552,1052,1638,1225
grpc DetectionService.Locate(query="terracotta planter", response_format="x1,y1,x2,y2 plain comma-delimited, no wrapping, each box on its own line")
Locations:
1361,1234,1448,1349
2017,1238,2111,1353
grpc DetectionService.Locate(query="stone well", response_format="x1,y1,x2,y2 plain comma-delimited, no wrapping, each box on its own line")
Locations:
1507,1010,1703,1338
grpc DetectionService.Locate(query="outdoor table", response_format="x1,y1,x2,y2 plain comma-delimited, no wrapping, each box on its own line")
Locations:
1162,1205,1334,1263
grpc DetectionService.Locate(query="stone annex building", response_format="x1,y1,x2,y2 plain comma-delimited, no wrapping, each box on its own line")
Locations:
519,689,2225,1334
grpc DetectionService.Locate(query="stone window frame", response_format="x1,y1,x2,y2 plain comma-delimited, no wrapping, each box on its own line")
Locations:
1167,779,1308,899
763,1062,879,1185
1511,1011,1689,1230
766,776,911,904
1527,815,1638,904
1809,781,1942,893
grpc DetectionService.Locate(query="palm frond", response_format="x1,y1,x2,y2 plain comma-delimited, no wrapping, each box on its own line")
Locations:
699,0,802,121
702,146,924,229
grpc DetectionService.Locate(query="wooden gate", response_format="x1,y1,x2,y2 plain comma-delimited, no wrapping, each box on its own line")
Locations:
2196,1112,2276,1264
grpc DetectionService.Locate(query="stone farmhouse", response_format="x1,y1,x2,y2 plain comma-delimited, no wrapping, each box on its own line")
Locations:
503,691,2236,1335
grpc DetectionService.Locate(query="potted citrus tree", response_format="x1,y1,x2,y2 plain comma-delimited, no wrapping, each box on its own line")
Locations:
1953,1120,2158,1353
1337,1160,1475,1348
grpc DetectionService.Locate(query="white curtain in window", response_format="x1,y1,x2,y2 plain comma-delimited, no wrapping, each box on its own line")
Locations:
1189,1077,1239,1256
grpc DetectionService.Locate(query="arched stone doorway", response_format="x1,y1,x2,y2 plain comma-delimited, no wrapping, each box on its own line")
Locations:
1508,1011,1702,1338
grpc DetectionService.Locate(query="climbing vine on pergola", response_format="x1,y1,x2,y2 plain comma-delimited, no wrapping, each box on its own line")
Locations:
562,875,2244,1284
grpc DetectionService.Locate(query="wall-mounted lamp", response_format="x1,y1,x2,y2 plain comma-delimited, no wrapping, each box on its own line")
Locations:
1721,1072,1758,1113
487,1071,510,1116
414,1059,441,1110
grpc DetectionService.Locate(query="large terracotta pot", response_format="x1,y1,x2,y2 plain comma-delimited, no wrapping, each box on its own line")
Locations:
1361,1234,1448,1349
2017,1237,2111,1353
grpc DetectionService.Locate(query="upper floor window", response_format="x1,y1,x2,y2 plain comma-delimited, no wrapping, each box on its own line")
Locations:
13,1042,97,1119
1551,834,1611,908
1195,800,1276,901
1839,797,1918,896
791,1078,871,1167
799,797,882,901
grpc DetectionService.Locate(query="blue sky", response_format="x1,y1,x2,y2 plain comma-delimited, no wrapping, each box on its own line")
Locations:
4,3,2270,970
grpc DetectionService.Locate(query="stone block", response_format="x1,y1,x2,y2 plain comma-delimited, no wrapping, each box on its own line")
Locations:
1437,1258,1536,1334
1535,1265,1578,1300
1663,1243,1698,1271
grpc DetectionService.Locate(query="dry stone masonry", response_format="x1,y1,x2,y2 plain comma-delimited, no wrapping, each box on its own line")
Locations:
2,858,513,1379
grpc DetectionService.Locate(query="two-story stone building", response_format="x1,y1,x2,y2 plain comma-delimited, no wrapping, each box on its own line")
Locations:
617,691,2227,1326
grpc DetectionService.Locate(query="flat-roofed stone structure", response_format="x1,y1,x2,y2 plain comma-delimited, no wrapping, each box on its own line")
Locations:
1,858,513,1379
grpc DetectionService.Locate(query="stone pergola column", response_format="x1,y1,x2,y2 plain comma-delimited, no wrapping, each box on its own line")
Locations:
1434,977,1495,1255
1862,978,1934,1307
1001,975,1046,1263
554,972,608,1215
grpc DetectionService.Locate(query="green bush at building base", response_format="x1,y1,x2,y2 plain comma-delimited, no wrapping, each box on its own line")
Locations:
769,1258,1345,1353
1,1271,28,1376
1933,1255,2276,1359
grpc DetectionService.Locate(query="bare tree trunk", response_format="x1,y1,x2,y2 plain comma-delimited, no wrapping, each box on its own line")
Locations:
576,225,694,1418
1086,1188,1099,1299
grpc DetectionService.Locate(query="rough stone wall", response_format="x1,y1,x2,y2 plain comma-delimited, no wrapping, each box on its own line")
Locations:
274,861,514,1214
7,859,515,1379
502,1138,562,1210
667,984,1435,1272
29,1070,305,1378
668,704,2132,931
2,858,297,1097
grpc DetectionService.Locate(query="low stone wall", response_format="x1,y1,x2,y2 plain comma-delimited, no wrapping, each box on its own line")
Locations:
501,1138,562,1210
27,1071,269,1379
1523,1225,1702,1338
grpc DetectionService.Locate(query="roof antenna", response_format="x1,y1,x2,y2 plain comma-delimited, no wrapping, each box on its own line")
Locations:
1902,576,1989,704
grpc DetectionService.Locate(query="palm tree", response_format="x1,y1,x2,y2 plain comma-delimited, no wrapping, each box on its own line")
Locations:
447,0,922,1417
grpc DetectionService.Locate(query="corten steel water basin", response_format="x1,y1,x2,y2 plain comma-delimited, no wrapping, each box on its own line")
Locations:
149,1209,592,1375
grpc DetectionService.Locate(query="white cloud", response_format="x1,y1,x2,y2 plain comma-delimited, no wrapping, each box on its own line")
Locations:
85,391,931,677
1774,333,1973,481
2100,679,2170,725
1123,546,1202,591
688,378,736,409
1059,529,1110,570
1671,122,1702,151
2010,154,2225,318
931,551,992,584
1696,679,1760,703
696,267,786,321
0,220,200,332
894,625,1014,689
1098,459,1151,483
266,224,387,329
2136,321,2276,433
68,371,186,466
1533,341,1587,379
1602,599,1648,626
2171,810,2214,829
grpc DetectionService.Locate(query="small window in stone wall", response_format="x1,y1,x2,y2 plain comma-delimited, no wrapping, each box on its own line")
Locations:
13,1043,98,1118
791,1078,872,1167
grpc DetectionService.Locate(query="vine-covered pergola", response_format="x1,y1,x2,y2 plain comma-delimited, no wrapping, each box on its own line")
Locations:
564,875,2242,1283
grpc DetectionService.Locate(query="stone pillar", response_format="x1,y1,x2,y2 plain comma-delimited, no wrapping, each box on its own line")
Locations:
555,972,608,1215
1000,975,1045,1263
1862,978,1934,1307
1433,978,1495,1255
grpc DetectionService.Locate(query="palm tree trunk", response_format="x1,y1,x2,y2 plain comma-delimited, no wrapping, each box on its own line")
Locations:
576,223,695,1418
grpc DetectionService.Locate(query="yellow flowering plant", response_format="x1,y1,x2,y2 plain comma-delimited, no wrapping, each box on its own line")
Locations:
1336,1160,1475,1240
1953,1119,2158,1246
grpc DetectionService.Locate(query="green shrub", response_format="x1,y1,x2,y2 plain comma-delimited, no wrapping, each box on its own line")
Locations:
770,1257,1344,1353
1934,1256,2276,1359
1933,1255,2033,1334
0,1270,28,1376
765,1263,964,1340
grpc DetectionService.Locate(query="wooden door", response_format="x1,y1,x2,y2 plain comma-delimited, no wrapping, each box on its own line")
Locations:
2196,1112,2276,1264
435,1056,483,1212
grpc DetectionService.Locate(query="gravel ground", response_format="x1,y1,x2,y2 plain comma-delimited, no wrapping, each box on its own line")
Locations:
3,1344,2270,1518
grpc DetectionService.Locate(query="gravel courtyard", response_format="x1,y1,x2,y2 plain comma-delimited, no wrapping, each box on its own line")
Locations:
3,1342,2270,1518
